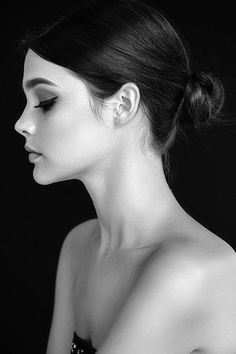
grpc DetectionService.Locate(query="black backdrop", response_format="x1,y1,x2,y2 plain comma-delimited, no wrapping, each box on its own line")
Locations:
3,1,236,353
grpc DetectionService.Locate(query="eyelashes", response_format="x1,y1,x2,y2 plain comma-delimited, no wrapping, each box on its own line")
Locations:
34,97,58,113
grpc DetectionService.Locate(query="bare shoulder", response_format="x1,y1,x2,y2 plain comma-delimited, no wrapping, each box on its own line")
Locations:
46,219,98,354
162,223,236,276
61,218,98,276
145,230,236,317
136,226,236,302
64,218,97,253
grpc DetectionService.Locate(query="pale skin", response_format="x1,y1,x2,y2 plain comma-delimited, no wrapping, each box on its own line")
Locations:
15,49,236,353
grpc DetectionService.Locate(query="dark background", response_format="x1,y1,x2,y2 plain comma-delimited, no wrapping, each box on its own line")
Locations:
4,1,236,353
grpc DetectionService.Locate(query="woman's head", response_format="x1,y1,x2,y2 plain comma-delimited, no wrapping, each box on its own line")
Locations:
15,0,225,185
15,48,147,185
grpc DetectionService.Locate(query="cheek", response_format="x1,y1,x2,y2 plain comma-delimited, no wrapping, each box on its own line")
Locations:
40,109,110,167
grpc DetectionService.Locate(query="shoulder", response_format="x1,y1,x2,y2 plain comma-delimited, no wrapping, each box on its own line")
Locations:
62,218,97,254
138,243,208,305
139,235,236,312
59,218,98,276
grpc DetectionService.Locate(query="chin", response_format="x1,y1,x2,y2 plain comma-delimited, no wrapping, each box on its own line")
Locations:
32,166,79,185
32,170,57,185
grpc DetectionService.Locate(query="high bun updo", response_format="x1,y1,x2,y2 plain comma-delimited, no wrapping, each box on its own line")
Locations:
18,0,227,183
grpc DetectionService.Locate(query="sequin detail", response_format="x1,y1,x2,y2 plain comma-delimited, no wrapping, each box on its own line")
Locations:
71,331,97,354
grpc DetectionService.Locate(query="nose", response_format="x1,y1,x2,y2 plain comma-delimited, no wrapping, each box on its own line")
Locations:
14,108,36,137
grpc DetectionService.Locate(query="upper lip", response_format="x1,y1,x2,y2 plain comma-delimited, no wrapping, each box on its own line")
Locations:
24,145,41,154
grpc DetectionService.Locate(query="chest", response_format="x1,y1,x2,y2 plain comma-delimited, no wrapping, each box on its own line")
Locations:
73,239,236,352
73,249,154,347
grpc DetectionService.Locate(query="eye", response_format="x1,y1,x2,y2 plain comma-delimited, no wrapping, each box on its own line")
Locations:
34,97,58,113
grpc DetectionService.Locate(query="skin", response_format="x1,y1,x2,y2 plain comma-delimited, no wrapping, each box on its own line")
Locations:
15,49,236,353
15,48,199,259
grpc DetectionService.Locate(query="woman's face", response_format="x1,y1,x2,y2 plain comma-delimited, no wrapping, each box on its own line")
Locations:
15,49,115,185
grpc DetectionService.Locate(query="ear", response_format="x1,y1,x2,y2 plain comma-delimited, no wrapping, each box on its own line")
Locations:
106,83,140,126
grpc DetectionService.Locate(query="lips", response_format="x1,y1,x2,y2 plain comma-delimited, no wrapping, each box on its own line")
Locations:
24,144,41,154
28,152,42,163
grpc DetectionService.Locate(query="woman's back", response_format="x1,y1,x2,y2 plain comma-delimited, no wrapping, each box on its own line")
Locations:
72,218,236,353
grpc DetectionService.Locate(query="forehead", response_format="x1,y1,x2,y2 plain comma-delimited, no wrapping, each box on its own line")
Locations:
23,49,84,93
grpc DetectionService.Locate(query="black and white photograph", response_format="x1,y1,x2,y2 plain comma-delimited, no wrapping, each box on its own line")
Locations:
4,1,236,353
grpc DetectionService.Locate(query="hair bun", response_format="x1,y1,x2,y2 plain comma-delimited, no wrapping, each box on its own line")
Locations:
183,71,225,129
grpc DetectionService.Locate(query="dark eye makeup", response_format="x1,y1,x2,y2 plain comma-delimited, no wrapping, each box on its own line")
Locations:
34,96,58,113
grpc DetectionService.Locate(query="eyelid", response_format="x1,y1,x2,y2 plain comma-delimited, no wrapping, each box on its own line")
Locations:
34,96,58,108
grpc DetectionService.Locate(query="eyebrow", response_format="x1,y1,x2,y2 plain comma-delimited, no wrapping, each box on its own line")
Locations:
22,77,59,91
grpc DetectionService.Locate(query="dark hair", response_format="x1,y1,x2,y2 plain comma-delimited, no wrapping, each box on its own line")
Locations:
18,0,229,184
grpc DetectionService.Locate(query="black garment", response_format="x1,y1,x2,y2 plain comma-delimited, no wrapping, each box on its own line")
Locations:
71,331,97,354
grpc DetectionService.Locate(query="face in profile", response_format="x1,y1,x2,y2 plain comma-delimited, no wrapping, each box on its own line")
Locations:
15,49,116,185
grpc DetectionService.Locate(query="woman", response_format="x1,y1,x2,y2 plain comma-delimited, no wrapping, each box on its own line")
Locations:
15,0,236,353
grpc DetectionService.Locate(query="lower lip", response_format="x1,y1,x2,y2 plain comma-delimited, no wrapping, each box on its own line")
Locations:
28,153,42,163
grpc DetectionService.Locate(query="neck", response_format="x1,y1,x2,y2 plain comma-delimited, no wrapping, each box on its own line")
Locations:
79,141,188,258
